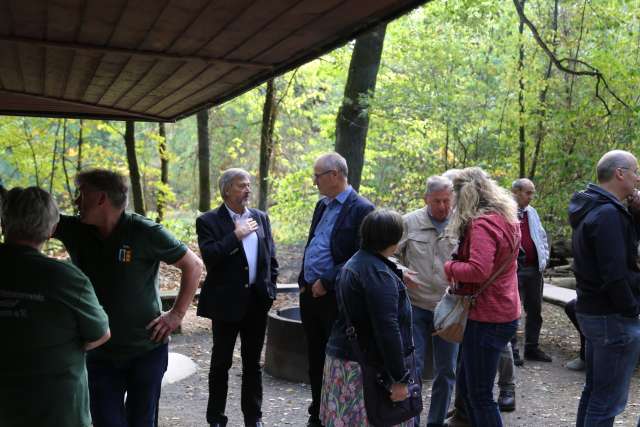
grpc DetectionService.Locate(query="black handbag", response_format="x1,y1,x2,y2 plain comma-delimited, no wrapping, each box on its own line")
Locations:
336,279,423,427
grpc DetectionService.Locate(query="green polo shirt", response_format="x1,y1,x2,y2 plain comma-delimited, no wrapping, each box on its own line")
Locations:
54,212,187,361
0,243,109,427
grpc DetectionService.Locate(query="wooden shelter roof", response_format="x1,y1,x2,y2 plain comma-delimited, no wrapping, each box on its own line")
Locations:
0,0,427,122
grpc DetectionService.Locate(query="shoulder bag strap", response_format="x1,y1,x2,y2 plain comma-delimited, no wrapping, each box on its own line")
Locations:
335,275,367,364
469,232,520,298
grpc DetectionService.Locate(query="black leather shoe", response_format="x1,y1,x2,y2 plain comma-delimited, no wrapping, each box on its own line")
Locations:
210,423,226,427
444,410,470,427
498,389,516,412
307,416,323,427
245,422,264,427
525,347,552,362
513,350,524,367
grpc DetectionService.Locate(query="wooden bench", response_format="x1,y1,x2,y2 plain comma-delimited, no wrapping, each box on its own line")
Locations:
159,283,298,309
542,282,576,308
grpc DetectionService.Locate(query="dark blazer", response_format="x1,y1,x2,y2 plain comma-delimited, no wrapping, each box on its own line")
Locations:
196,204,278,322
297,189,375,291
327,249,413,383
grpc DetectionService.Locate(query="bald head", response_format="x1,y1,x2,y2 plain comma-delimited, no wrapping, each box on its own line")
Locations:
315,152,348,178
512,178,535,208
313,152,349,198
512,178,533,192
597,150,637,183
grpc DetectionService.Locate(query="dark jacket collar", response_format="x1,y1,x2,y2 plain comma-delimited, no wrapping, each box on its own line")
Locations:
569,183,629,228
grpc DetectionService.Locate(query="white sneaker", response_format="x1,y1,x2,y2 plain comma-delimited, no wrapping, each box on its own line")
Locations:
565,357,585,371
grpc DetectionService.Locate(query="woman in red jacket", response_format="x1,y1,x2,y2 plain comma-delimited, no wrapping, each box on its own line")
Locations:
443,167,521,427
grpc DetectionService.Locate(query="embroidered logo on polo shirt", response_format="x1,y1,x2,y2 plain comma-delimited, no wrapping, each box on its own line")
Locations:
118,245,132,263
0,290,43,319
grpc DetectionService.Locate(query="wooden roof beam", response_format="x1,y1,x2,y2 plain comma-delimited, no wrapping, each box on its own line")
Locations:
0,35,274,70
0,89,166,121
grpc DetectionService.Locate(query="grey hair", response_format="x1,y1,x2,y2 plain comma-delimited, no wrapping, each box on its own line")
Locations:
219,168,251,199
3,187,59,243
425,175,453,195
442,168,462,182
316,152,348,178
511,178,534,191
596,150,636,183
76,169,129,209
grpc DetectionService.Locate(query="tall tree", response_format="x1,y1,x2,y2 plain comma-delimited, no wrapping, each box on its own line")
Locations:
61,119,74,202
197,109,211,212
335,23,387,191
48,119,62,193
517,0,527,178
157,122,169,223
529,0,558,180
76,119,84,173
258,78,278,212
124,121,145,215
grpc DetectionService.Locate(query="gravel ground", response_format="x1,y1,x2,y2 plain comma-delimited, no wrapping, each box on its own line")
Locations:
158,299,640,427
157,244,640,426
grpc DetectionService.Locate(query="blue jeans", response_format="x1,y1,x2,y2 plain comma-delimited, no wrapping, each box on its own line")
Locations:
576,313,640,427
457,319,518,427
87,343,168,427
412,305,459,426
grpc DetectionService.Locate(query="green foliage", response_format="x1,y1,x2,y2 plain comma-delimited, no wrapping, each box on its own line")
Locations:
2,0,640,244
161,213,200,244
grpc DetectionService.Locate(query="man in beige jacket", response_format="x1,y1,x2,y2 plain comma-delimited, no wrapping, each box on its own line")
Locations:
395,175,458,427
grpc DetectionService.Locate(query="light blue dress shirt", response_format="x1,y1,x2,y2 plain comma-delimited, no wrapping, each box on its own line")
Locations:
226,205,258,285
303,186,353,284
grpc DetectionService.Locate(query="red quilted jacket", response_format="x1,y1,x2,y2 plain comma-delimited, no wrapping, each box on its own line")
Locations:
444,213,522,323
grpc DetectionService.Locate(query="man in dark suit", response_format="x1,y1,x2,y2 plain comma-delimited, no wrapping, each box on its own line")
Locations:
299,152,375,427
196,168,278,427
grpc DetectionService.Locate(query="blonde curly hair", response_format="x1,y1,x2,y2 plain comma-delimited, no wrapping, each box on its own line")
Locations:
447,167,518,237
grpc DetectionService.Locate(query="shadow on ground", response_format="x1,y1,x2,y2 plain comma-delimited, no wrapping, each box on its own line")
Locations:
159,302,640,427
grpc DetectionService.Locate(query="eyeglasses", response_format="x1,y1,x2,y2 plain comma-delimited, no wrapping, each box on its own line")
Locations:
313,170,334,180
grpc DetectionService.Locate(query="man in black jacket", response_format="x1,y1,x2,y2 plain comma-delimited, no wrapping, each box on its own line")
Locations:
569,150,640,426
196,168,278,427
298,152,374,427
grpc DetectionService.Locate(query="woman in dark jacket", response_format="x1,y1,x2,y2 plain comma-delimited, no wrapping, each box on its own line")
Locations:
320,209,415,427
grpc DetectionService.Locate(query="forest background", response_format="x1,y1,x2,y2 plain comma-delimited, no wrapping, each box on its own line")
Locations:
1,0,639,249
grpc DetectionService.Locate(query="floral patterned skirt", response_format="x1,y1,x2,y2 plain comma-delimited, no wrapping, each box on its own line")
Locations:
319,354,415,427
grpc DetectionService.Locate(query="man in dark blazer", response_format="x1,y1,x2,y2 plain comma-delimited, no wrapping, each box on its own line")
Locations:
196,168,278,427
298,152,375,427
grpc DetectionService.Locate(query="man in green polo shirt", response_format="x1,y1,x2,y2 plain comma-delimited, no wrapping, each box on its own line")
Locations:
54,169,203,427
0,186,111,427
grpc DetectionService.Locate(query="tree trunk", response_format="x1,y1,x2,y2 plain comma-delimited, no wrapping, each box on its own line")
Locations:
157,122,169,223
22,121,40,187
444,121,450,170
258,79,278,212
334,23,387,191
197,109,211,212
124,121,145,215
529,0,558,180
77,119,84,173
49,120,62,194
61,119,74,203
517,0,526,178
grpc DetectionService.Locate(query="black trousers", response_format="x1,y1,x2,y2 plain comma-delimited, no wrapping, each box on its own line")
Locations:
564,298,586,360
299,288,338,420
511,266,544,351
207,291,271,425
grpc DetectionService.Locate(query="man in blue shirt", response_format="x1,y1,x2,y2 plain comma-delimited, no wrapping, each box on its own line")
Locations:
298,152,374,427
